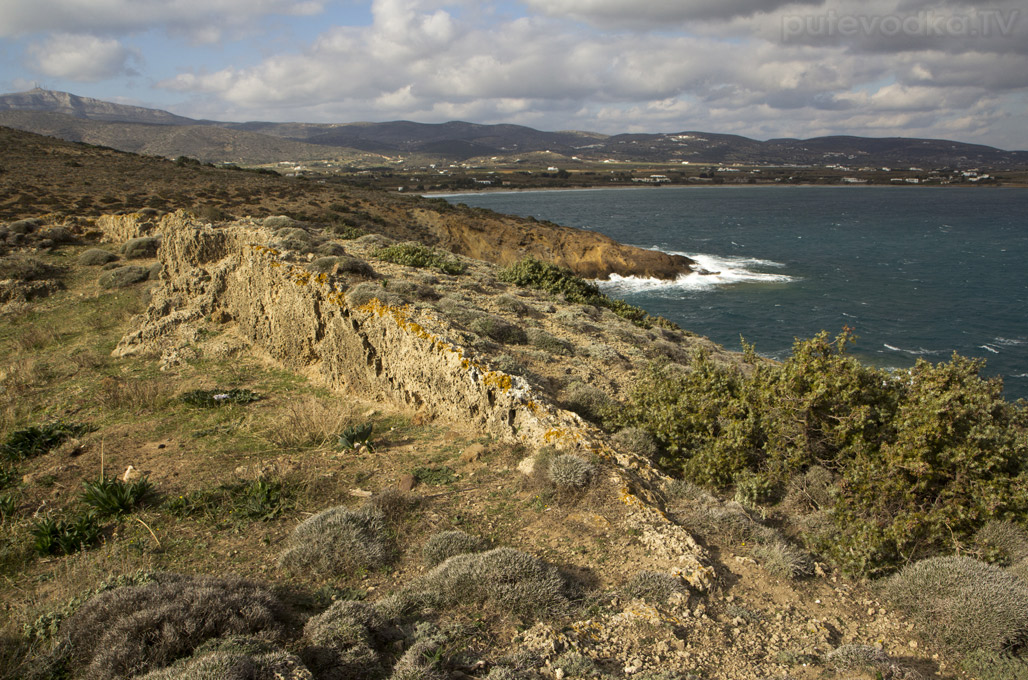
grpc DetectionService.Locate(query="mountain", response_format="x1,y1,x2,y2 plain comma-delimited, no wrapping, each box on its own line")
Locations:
2,88,1027,168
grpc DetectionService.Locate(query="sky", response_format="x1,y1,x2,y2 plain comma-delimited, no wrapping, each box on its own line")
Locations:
1,0,1027,150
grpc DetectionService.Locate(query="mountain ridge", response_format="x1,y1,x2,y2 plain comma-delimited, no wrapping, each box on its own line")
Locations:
3,88,1027,168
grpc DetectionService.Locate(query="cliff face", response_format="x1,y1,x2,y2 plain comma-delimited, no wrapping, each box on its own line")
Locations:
406,207,694,281
110,211,714,590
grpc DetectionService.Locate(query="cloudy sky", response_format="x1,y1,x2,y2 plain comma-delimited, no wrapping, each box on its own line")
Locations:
2,0,1026,149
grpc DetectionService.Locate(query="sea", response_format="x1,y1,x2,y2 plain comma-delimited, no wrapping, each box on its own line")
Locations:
437,186,1028,401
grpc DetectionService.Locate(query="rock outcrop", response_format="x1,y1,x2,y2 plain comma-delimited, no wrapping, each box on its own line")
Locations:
113,212,714,590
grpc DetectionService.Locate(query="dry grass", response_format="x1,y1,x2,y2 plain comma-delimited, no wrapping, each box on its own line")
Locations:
248,395,357,451
94,377,171,413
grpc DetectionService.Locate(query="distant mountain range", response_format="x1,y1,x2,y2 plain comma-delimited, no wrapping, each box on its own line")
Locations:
3,88,1027,168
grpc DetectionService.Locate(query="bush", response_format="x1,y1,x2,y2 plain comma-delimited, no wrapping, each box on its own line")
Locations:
80,476,154,516
495,294,530,316
1,421,91,462
526,329,572,356
77,249,119,266
974,520,1028,566
345,282,402,308
59,573,292,679
0,494,17,523
389,623,449,680
751,540,813,579
618,330,1028,576
961,650,1028,680
98,265,150,289
623,571,687,602
422,530,488,567
469,315,528,345
278,505,390,576
121,237,161,259
374,242,465,275
136,637,311,680
0,255,61,281
882,555,1028,654
29,513,103,556
302,600,385,680
547,454,594,491
561,382,612,425
403,547,572,620
337,423,374,451
611,427,658,458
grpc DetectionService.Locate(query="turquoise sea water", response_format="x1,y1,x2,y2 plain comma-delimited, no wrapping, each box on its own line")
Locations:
441,186,1028,400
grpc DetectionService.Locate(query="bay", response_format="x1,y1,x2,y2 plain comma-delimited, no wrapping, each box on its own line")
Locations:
440,186,1028,400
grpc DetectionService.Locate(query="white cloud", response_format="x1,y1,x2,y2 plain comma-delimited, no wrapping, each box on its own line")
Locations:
0,0,329,42
26,33,140,82
521,0,822,27
150,0,1028,149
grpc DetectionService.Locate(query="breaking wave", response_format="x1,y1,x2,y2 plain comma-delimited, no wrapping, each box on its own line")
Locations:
597,252,796,294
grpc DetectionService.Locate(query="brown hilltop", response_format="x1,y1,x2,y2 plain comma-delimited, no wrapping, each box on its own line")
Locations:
0,125,693,280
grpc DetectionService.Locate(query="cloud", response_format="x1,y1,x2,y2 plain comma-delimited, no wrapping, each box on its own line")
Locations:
150,0,1028,149
26,33,141,82
0,0,328,42
521,0,822,27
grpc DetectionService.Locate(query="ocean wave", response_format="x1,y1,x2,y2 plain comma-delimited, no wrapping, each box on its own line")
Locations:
597,252,796,294
993,337,1025,347
882,344,948,357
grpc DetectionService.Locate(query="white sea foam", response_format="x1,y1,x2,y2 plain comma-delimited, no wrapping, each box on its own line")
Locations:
883,344,947,356
979,344,1001,354
597,251,796,294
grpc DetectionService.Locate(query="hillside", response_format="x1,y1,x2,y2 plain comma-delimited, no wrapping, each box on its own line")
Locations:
1,128,1026,680
3,88,1027,168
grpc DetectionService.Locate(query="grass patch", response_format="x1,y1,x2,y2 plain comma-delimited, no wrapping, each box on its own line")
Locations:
178,388,260,408
1,421,92,462
29,513,103,556
413,466,457,486
374,242,466,275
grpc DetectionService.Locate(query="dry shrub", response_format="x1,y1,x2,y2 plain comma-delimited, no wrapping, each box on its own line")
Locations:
623,571,688,603
883,555,1028,654
136,637,311,680
422,530,488,567
252,395,355,450
974,520,1028,566
826,645,923,680
60,573,292,679
278,505,390,576
15,323,60,352
560,382,611,425
547,454,594,491
301,601,386,680
95,377,170,413
751,540,814,579
612,427,658,458
782,465,835,513
403,547,572,620
389,623,449,680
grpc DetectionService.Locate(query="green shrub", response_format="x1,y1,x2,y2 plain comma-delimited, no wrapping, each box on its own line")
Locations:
422,530,488,567
178,388,259,408
547,454,594,491
337,423,374,451
498,257,667,328
469,315,527,345
30,512,103,556
278,505,390,576
163,477,291,523
883,555,1028,654
374,242,465,275
413,466,456,486
495,294,530,316
403,547,572,620
136,637,311,680
618,330,1028,576
623,571,687,602
0,494,15,523
1,421,91,462
59,573,292,679
80,476,154,516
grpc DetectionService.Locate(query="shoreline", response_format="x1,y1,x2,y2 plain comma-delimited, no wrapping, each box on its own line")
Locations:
423,182,1028,198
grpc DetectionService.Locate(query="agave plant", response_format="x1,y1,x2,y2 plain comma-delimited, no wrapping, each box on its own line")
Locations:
337,423,374,451
80,476,155,516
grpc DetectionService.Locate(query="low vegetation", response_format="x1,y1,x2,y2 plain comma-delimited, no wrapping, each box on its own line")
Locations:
616,329,1028,577
374,242,466,275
